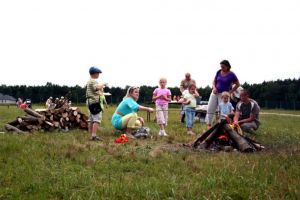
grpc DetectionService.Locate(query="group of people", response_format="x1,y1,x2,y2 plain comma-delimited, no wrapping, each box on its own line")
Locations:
16,98,32,109
45,96,73,109
86,60,260,141
205,60,260,134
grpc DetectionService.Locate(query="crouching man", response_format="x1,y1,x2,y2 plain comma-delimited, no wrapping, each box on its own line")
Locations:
233,90,260,134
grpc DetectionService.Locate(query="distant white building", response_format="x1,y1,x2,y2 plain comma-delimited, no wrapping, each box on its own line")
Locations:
0,93,16,104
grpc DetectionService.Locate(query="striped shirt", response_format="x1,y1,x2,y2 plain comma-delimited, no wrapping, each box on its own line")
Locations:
86,78,99,104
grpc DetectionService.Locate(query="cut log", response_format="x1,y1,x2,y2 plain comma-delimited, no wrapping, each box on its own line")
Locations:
53,121,60,128
35,108,48,112
44,111,52,118
20,116,40,123
26,125,34,131
4,124,26,134
17,117,23,124
62,112,68,118
44,121,54,127
73,111,78,116
81,114,88,121
71,107,79,111
69,115,75,122
59,118,65,127
7,104,89,133
58,108,65,114
25,115,44,125
223,124,255,152
79,121,88,129
24,108,46,120
52,109,60,115
76,114,81,123
8,119,19,126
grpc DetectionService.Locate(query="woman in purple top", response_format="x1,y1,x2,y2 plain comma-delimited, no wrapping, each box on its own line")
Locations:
206,60,240,128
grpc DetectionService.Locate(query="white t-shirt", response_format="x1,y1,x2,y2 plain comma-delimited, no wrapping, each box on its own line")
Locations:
183,91,196,108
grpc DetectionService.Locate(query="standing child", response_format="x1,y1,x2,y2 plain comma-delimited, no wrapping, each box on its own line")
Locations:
152,78,172,136
218,91,234,121
86,66,106,141
182,84,199,135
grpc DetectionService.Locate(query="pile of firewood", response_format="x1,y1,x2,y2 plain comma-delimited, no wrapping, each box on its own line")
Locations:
5,105,88,134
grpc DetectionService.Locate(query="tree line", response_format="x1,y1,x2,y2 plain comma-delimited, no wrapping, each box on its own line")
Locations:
0,78,299,109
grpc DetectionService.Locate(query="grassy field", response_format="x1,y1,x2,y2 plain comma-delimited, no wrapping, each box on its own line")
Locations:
0,105,299,200
261,109,300,115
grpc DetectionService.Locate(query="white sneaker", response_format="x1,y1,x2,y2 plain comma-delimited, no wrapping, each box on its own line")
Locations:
162,130,168,137
159,130,164,137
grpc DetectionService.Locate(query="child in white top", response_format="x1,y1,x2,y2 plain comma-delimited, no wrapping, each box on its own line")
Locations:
182,84,199,135
218,91,234,121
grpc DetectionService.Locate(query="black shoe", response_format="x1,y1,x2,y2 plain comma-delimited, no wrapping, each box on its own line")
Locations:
91,136,102,141
180,114,185,123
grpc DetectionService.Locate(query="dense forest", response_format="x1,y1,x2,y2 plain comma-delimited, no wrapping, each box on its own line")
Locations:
0,78,299,109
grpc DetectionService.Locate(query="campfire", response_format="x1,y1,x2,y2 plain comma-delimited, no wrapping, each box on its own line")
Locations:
192,117,264,152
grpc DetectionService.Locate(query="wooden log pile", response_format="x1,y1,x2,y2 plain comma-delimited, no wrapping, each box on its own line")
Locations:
5,105,88,133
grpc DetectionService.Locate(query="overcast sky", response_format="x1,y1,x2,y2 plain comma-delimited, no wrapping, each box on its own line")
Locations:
0,0,299,88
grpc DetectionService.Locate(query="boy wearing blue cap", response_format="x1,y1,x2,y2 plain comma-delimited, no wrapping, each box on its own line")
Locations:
86,66,106,141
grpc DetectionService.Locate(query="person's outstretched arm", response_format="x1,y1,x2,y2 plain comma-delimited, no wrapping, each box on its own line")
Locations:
139,106,154,112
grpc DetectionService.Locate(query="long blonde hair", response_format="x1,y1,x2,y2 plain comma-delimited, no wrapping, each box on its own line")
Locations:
124,86,140,99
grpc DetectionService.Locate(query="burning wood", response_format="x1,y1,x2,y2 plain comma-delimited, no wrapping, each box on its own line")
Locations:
192,119,265,152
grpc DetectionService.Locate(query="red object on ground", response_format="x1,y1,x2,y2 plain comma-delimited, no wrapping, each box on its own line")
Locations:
20,103,28,109
114,134,129,144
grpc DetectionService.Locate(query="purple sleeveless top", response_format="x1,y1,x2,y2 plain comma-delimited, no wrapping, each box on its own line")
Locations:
214,70,238,93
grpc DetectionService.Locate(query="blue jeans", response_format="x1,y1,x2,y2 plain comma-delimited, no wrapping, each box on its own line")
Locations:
185,107,196,128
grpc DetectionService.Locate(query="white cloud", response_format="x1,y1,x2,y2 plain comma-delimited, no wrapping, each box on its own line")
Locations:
0,0,299,88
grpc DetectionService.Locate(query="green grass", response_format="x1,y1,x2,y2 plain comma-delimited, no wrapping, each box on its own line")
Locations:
0,105,299,199
261,109,300,115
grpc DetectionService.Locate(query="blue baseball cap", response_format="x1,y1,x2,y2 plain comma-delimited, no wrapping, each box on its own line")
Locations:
89,66,102,75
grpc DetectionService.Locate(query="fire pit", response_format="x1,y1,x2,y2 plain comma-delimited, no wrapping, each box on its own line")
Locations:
192,118,264,153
